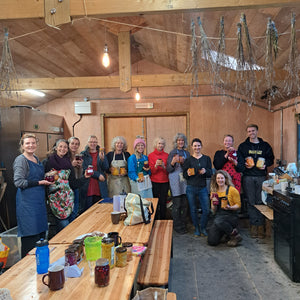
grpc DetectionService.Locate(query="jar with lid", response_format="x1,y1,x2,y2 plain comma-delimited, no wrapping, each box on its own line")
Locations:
101,237,115,268
116,247,127,267
72,238,84,261
65,246,78,266
122,242,133,261
95,258,110,287
87,165,94,175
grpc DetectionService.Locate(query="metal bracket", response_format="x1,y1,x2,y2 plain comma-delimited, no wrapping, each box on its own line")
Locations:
45,0,70,26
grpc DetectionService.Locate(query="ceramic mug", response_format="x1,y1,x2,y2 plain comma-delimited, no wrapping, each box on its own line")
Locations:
42,265,65,291
107,232,122,247
111,212,121,224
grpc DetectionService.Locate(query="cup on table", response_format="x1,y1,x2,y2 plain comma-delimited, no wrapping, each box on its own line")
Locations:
111,211,121,224
107,232,122,247
42,265,65,291
84,236,102,276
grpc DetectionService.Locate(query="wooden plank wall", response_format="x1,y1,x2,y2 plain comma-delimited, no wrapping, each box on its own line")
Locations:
38,85,277,163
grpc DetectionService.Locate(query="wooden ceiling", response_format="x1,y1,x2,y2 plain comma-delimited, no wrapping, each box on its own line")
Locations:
1,1,300,109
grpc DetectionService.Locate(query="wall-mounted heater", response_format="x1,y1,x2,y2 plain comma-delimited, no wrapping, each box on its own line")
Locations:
74,101,92,114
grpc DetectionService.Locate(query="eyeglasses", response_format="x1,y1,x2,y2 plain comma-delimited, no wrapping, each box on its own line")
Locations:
88,141,98,144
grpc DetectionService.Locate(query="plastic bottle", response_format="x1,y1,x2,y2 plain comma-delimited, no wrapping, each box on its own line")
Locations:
35,238,49,274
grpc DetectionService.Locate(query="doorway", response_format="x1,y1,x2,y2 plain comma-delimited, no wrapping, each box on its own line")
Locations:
101,113,189,155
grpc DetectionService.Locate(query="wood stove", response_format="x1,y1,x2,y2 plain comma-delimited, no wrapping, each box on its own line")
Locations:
273,190,300,282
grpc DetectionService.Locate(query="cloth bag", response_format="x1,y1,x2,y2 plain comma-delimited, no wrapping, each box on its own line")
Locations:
133,287,167,300
47,169,74,219
124,193,154,226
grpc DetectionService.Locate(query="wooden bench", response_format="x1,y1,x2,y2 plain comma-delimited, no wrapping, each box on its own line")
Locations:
137,220,173,288
254,205,273,237
167,292,177,300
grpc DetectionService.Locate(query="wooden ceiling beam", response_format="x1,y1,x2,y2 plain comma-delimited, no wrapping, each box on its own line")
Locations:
15,71,278,90
1,0,299,20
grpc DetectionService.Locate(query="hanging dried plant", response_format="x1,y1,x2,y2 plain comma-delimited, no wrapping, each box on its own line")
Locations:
189,19,199,97
240,13,257,102
213,16,231,101
283,13,300,102
197,16,215,77
265,18,279,103
234,22,246,108
0,28,19,103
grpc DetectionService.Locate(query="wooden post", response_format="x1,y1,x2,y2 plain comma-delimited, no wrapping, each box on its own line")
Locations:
118,31,131,92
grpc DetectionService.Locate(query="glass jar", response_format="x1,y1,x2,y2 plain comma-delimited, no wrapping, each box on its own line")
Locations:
72,239,84,261
116,247,127,267
95,258,110,287
122,242,133,261
87,165,94,175
65,246,78,266
101,237,115,268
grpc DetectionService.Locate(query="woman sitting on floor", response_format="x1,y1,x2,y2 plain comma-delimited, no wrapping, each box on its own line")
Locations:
207,170,242,247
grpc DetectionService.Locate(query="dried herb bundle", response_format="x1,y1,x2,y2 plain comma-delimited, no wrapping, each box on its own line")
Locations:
0,28,19,103
213,16,231,102
265,18,278,102
283,13,300,102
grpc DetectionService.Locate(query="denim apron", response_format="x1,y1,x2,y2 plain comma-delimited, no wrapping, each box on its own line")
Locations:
16,158,48,237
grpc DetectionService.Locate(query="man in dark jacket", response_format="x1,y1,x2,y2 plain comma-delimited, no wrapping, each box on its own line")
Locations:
237,124,274,239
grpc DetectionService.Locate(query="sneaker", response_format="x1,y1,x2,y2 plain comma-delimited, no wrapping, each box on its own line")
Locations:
227,234,243,247
200,229,208,237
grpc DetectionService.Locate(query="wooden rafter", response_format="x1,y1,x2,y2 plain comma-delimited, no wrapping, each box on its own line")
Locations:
0,0,299,20
15,70,289,90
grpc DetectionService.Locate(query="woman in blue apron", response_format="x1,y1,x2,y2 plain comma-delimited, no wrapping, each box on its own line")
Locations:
13,134,52,257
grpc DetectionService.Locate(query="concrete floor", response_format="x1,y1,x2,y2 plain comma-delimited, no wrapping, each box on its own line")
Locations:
168,222,300,300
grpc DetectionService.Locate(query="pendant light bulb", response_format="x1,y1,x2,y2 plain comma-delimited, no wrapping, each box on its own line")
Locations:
135,88,141,101
102,44,110,68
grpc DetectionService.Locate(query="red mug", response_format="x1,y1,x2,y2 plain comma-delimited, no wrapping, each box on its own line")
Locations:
42,265,65,291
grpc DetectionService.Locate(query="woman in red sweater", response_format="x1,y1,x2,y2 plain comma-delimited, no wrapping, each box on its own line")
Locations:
148,137,169,219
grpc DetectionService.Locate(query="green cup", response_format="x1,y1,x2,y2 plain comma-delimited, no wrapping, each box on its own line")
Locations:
84,236,102,261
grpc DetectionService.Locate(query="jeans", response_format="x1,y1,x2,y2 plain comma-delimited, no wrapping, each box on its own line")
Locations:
243,176,265,226
186,185,209,230
152,182,169,219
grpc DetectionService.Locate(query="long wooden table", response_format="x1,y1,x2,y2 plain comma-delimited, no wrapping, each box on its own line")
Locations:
50,199,158,245
0,244,140,300
0,198,158,300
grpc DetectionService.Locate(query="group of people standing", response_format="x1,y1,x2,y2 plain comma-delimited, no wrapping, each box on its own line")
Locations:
13,123,274,256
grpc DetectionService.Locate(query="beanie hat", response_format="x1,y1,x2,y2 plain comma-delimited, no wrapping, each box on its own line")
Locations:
133,138,146,149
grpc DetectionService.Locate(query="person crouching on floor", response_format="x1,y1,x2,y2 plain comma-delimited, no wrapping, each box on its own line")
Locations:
207,170,242,247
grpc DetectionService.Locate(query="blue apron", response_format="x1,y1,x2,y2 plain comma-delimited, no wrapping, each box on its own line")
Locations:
16,158,48,237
